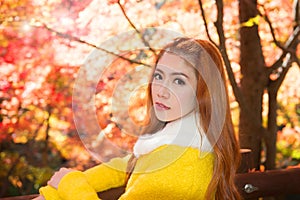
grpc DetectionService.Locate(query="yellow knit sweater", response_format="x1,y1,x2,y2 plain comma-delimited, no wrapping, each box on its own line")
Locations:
39,145,214,200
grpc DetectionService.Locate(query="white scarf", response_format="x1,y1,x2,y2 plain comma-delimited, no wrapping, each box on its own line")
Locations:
133,112,213,158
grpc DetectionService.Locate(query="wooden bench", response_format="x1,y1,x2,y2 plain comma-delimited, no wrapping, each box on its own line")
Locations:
1,168,300,200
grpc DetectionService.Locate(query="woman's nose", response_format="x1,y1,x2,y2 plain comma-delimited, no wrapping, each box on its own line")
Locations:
157,84,170,98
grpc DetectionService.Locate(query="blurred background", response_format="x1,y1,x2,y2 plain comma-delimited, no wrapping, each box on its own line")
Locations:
0,0,299,197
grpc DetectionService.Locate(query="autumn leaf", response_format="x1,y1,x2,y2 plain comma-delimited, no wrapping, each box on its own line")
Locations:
241,15,261,27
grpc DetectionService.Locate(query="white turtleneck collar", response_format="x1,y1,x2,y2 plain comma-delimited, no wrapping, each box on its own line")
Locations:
133,112,213,158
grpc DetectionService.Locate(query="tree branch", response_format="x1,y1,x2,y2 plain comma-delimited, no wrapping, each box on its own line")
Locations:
268,24,300,72
213,0,246,110
197,0,217,46
268,53,293,94
40,23,152,68
117,1,140,34
117,1,156,54
268,30,299,92
258,4,297,54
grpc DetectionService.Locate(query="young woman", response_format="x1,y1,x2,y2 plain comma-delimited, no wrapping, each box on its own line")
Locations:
34,38,241,200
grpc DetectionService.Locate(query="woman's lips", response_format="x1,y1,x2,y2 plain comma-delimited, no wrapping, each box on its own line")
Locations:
155,102,170,110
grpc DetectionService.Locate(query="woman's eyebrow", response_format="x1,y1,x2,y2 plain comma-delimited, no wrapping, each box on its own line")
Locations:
155,68,189,78
170,72,189,78
155,68,164,75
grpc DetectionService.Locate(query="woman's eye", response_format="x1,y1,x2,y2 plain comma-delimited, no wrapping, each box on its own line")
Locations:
174,78,185,85
153,73,162,80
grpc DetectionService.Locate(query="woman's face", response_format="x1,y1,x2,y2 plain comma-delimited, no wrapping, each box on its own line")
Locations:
151,52,198,122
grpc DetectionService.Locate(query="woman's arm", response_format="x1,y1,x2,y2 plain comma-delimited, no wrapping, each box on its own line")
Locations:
82,156,129,191
37,155,130,200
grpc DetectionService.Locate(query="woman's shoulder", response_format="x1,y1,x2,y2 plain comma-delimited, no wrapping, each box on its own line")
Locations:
140,144,214,166
148,144,214,157
134,144,214,173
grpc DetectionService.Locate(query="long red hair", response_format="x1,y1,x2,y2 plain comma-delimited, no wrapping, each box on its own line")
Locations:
142,38,241,199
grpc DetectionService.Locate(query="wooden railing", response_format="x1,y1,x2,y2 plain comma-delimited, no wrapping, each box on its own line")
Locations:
1,150,300,200
235,167,300,199
1,168,300,200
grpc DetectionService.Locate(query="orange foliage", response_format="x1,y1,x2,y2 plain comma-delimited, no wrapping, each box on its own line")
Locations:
0,0,299,197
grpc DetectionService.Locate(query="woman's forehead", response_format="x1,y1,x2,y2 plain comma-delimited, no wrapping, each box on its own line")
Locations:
156,52,196,74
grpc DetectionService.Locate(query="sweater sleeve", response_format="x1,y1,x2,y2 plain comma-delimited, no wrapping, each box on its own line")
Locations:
39,185,62,200
82,155,130,191
39,155,130,200
39,172,100,200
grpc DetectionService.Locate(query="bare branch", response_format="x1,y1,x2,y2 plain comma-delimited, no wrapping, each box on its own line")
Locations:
268,28,300,94
257,4,297,54
117,1,140,34
269,25,300,71
117,1,156,54
268,53,293,93
259,6,285,49
214,0,225,46
41,23,152,68
267,1,300,98
198,0,217,46
212,0,245,110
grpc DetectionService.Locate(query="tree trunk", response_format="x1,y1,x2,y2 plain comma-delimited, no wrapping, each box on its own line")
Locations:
238,0,268,169
265,88,278,170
